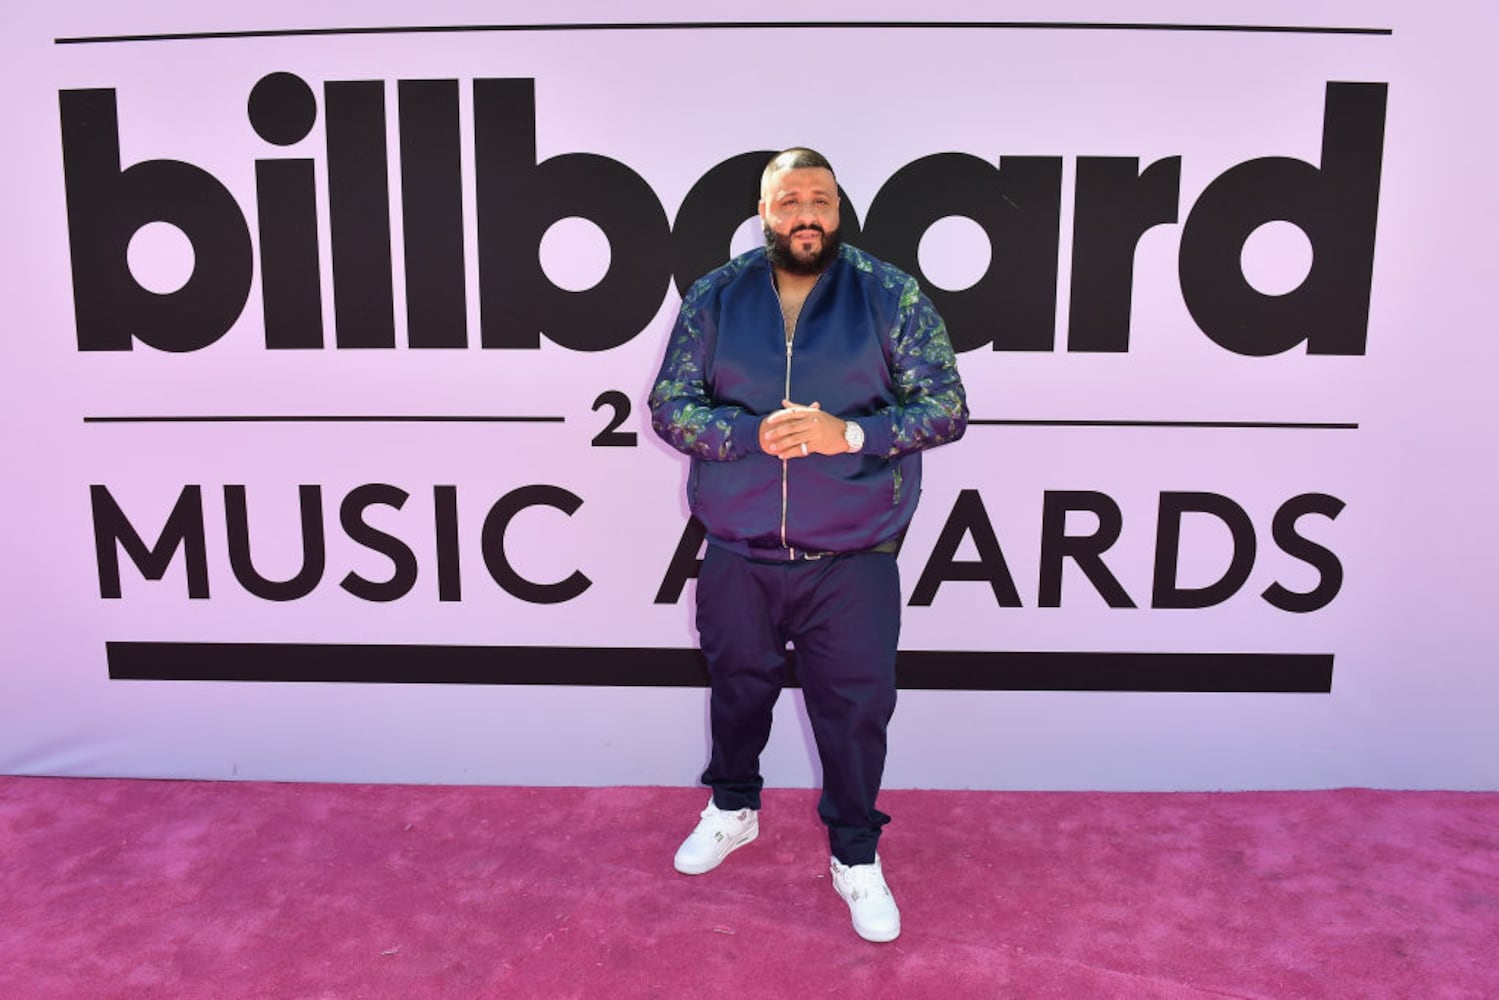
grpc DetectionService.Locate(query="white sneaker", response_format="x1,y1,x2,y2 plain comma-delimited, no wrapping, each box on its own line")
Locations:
673,798,759,875
830,855,901,942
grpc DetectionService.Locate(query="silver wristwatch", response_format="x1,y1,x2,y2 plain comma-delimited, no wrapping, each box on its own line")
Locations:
843,419,865,453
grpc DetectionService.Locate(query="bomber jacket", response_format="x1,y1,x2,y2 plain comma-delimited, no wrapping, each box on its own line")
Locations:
649,243,968,559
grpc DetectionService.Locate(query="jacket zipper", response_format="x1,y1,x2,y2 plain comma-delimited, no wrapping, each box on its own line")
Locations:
771,270,821,557
781,335,793,551
771,273,798,554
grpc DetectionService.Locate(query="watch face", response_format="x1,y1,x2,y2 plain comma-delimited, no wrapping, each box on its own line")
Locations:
844,421,864,452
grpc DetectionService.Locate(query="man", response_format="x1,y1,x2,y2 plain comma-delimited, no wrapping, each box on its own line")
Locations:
648,147,967,943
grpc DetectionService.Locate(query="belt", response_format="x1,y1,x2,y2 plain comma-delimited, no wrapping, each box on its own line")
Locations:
743,537,901,562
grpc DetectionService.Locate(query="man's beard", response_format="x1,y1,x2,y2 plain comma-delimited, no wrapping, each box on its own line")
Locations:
764,223,842,275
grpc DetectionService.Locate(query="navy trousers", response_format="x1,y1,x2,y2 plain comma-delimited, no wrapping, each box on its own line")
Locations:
695,543,901,865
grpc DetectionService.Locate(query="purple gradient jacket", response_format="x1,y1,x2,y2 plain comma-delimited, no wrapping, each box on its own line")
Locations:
650,243,967,558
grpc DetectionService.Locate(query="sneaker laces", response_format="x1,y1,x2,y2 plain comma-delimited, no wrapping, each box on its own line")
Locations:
840,862,888,901
694,804,741,836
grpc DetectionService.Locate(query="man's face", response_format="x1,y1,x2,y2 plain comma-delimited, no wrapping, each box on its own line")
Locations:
759,166,842,275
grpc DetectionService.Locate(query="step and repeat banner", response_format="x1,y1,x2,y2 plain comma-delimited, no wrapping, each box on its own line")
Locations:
2,1,1495,789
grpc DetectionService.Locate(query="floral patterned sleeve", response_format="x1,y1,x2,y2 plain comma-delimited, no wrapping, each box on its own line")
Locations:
648,279,761,462
860,276,969,458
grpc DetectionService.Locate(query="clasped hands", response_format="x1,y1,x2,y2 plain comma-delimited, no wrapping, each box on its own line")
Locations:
758,398,847,460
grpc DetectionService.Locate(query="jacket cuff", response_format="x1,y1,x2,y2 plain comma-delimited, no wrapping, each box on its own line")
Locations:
856,416,894,457
736,411,768,455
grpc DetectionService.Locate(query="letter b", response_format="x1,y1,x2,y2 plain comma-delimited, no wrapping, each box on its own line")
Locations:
60,88,252,352
473,78,672,352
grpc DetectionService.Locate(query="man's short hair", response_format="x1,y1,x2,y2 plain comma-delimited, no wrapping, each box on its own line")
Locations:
761,147,837,200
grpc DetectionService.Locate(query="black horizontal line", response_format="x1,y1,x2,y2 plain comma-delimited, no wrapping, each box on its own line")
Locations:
55,21,1392,45
80,416,1351,429
84,415,563,424
107,642,1334,693
969,419,1358,430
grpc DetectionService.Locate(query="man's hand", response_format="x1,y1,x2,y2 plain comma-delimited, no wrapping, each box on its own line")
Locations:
758,399,848,459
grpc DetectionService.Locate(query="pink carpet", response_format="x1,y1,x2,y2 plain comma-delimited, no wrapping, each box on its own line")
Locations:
2,778,1496,998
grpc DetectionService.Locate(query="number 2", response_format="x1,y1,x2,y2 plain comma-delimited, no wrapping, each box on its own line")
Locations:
591,390,637,447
